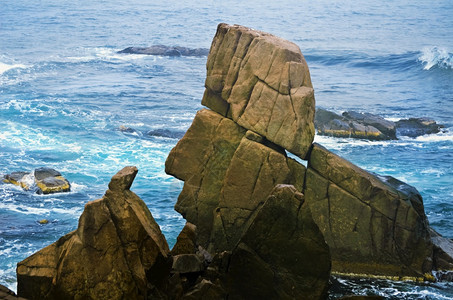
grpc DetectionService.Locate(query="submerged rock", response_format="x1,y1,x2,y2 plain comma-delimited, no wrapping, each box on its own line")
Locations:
118,45,209,57
17,166,172,300
201,23,315,158
305,143,433,279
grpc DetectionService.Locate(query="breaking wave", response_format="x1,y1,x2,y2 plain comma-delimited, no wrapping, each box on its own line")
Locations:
418,47,453,70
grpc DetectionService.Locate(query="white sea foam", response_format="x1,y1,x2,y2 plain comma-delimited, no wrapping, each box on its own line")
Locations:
419,47,453,70
0,62,27,75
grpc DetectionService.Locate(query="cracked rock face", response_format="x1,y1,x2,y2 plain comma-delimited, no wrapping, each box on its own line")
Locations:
201,23,315,159
166,109,306,253
16,166,171,300
305,143,433,278
225,184,331,299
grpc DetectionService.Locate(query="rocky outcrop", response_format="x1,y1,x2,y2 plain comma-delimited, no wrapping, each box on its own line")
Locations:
2,167,70,194
166,109,306,253
16,167,172,300
201,23,315,158
395,117,444,137
222,184,330,299
315,108,396,140
305,143,433,279
315,108,445,140
118,45,209,57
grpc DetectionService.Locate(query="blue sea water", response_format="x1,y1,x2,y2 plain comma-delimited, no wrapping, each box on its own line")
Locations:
0,0,452,298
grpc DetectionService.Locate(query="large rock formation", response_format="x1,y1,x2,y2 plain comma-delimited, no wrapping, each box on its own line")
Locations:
16,167,172,300
305,143,433,279
201,23,315,158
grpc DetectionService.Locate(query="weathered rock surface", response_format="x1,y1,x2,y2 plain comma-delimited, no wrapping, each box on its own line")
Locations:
223,184,331,299
171,222,198,256
305,143,433,279
166,109,306,252
201,23,315,158
395,117,444,137
16,166,172,300
429,227,453,272
118,45,209,57
2,168,70,194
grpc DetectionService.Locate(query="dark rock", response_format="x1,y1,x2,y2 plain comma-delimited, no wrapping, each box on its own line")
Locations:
147,128,185,139
118,45,209,57
171,222,197,255
224,184,331,299
172,254,205,274
305,143,433,279
396,117,444,137
343,111,397,139
17,166,171,300
338,296,385,300
34,167,61,181
0,284,27,300
429,227,453,271
181,279,225,300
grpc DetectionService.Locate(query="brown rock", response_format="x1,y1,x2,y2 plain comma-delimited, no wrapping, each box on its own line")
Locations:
171,222,198,255
305,143,433,279
166,109,308,253
202,23,315,158
224,184,330,299
429,227,453,271
17,166,171,300
0,284,27,300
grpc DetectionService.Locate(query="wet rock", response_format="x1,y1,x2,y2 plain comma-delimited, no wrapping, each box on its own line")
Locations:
181,279,225,300
305,143,433,279
17,166,172,300
34,167,70,194
396,117,444,137
118,45,209,57
202,23,315,158
2,171,31,190
147,128,185,139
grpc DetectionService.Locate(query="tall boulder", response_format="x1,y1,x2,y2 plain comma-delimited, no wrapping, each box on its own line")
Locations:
17,167,172,300
201,23,315,159
304,143,433,279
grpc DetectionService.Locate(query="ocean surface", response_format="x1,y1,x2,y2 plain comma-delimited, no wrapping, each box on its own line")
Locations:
1,0,452,298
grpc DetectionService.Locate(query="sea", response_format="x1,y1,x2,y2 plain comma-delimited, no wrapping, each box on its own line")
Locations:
1,0,452,298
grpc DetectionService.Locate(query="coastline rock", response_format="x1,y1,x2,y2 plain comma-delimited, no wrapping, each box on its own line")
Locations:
223,184,331,299
2,171,32,190
166,109,307,252
171,222,198,256
201,23,315,158
429,227,453,272
315,108,396,140
3,168,70,194
305,143,433,279
396,117,444,137
118,45,209,57
17,166,172,300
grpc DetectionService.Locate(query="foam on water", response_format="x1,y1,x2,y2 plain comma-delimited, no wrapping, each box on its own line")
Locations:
419,47,453,70
0,62,27,75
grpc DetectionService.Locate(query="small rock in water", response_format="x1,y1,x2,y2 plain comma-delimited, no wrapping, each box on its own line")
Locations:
396,117,444,138
38,219,49,225
34,167,70,194
2,171,32,190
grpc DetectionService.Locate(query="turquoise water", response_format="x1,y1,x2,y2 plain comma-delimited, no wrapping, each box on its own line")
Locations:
1,0,452,298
